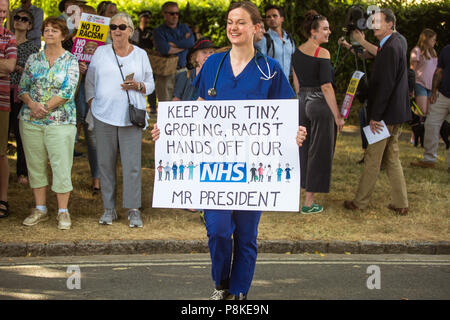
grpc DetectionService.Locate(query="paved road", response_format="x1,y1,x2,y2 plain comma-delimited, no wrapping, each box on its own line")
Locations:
0,253,449,300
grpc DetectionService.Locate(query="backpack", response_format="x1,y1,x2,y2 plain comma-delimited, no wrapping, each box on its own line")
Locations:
263,31,295,58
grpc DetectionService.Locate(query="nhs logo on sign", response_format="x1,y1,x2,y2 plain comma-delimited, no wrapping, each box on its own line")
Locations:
200,162,247,183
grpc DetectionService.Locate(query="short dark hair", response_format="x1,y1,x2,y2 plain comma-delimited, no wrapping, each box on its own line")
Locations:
380,8,396,29
162,1,178,12
265,4,284,18
97,1,116,16
42,16,69,39
14,9,34,29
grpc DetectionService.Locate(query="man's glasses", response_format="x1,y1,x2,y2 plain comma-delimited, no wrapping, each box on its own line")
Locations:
13,15,30,23
165,11,179,16
110,24,128,31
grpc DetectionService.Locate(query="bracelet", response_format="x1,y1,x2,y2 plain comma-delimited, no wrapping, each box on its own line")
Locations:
43,103,49,111
137,82,142,91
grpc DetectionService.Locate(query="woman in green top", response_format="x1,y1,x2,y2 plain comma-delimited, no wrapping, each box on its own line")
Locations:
18,17,80,230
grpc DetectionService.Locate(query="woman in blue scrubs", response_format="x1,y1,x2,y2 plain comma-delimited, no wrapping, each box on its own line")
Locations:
152,1,307,300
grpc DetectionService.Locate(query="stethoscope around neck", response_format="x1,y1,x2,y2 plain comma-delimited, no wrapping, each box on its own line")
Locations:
207,48,277,97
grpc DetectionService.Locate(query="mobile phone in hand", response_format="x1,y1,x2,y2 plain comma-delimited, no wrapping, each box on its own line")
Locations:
125,73,134,81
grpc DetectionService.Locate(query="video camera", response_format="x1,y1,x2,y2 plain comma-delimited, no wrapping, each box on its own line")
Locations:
343,5,369,36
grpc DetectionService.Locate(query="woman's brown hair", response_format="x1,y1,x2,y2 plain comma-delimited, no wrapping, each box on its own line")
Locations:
41,16,69,39
416,28,437,60
302,10,327,38
226,1,262,25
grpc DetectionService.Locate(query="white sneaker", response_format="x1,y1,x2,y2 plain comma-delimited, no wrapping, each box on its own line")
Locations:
209,288,229,300
23,208,49,226
57,211,71,230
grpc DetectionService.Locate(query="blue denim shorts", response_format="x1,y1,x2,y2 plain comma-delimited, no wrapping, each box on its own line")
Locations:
415,83,431,97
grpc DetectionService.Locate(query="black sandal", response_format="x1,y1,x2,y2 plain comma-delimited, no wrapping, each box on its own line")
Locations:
0,200,9,218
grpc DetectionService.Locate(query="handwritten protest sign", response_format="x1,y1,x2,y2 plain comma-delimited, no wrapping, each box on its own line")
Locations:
340,71,365,119
71,13,110,62
153,100,300,212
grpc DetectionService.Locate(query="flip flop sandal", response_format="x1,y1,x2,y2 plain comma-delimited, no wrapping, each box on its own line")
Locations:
0,200,9,218
18,175,28,185
92,187,101,195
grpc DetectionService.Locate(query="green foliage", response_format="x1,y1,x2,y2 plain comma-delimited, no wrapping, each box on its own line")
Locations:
22,0,450,123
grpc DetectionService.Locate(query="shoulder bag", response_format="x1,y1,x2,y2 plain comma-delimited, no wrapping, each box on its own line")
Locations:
112,46,146,128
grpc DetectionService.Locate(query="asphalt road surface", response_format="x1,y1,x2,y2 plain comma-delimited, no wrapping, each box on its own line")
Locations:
0,253,449,300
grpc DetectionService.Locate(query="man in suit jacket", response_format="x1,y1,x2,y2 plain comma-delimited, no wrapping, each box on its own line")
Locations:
344,8,411,216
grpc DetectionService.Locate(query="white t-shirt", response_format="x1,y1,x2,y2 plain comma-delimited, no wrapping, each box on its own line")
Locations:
85,44,155,127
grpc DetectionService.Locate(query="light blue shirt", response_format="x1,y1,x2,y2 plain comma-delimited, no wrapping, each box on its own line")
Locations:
379,34,392,49
255,29,295,78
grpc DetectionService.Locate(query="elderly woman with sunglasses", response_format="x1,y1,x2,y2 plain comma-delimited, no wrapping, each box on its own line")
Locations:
85,12,154,228
9,9,40,186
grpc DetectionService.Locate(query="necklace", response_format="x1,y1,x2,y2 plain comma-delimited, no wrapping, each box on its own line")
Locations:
114,43,132,57
45,48,64,67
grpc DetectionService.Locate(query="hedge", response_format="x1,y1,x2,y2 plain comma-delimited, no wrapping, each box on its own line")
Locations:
27,0,450,122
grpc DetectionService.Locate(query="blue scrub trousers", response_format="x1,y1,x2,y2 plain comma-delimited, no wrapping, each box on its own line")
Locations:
204,209,262,296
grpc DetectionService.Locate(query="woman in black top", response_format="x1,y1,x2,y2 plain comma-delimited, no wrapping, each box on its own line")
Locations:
292,10,345,214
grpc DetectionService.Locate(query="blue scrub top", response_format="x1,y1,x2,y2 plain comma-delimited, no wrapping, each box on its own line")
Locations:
193,51,295,100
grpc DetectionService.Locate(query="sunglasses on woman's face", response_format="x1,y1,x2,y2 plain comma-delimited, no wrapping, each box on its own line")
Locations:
14,15,30,23
110,24,128,31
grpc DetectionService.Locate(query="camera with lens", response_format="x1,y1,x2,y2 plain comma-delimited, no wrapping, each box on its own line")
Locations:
344,5,369,35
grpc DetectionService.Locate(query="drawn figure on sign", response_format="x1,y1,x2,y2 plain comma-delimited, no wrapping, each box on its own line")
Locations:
179,160,185,180
164,162,171,181
157,160,164,181
249,163,258,183
285,163,293,182
172,161,178,180
276,163,283,182
266,164,273,182
258,163,264,182
187,161,197,180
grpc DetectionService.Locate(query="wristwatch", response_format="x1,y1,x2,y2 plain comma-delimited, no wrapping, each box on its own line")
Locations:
137,82,142,91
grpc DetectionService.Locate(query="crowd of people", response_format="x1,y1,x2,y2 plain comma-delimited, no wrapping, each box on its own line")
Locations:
0,0,448,300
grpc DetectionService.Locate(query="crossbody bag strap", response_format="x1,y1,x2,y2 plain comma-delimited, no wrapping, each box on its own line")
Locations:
112,45,131,104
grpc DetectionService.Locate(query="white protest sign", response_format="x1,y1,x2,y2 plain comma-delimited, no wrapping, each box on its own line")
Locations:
152,100,300,212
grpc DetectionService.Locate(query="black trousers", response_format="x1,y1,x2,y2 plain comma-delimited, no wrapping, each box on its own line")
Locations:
298,88,337,193
148,91,157,112
8,89,27,177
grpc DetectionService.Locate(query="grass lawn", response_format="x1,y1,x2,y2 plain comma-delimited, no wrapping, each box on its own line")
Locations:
2,113,449,244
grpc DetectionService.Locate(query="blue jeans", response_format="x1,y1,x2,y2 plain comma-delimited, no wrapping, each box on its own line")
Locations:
204,209,261,296
76,77,99,179
414,83,431,97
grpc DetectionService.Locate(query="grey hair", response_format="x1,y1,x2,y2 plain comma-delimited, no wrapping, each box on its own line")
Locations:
111,12,135,34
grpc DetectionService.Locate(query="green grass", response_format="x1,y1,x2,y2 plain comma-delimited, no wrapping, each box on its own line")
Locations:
2,117,449,244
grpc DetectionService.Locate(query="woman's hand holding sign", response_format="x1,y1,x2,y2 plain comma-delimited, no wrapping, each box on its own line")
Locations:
296,126,307,147
151,124,160,141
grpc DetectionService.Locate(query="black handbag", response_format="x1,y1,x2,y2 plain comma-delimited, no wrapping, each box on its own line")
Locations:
112,46,146,128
